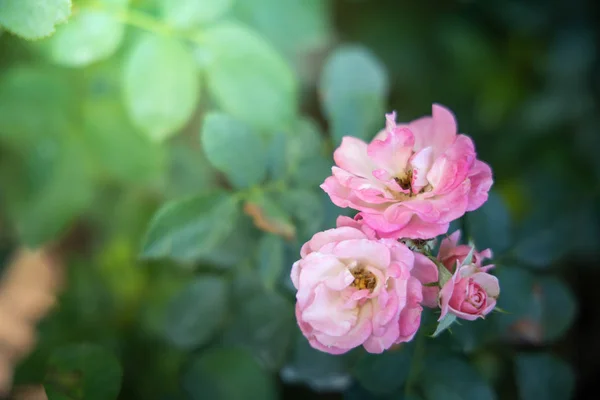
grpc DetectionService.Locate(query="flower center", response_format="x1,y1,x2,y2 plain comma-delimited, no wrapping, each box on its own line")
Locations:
394,170,413,191
350,267,377,291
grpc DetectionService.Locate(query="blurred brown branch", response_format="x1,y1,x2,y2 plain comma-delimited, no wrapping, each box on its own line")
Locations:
0,248,64,397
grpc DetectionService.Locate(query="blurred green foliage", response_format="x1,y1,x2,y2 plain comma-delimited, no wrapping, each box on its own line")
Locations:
0,0,598,399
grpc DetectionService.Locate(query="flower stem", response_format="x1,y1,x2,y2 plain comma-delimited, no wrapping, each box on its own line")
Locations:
404,331,426,397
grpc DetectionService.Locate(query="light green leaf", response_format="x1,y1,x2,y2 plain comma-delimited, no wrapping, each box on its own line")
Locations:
160,0,232,28
163,276,228,349
202,21,297,130
462,245,475,267
183,348,277,400
233,0,331,60
200,112,267,188
223,290,294,370
124,35,199,141
0,0,71,40
352,342,415,395
422,356,496,400
258,234,285,290
141,191,240,263
515,353,575,400
45,0,128,67
438,263,454,287
44,343,122,400
432,313,457,338
320,45,389,144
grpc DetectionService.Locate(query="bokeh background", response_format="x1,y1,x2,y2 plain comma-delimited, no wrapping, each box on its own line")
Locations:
0,0,598,399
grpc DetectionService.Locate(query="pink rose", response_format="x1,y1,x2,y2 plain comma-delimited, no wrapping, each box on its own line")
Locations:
291,219,423,354
439,264,500,321
438,230,493,271
321,104,493,239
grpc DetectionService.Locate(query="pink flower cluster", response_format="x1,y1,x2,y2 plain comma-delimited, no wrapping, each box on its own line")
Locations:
291,105,500,354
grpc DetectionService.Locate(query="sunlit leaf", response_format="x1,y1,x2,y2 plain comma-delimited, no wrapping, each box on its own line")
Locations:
45,0,128,67
163,276,228,349
160,0,232,28
202,21,297,130
123,35,199,141
0,0,71,40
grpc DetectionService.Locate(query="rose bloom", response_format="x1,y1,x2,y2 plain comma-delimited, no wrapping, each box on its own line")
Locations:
291,216,433,354
321,104,493,239
439,263,500,321
438,230,493,271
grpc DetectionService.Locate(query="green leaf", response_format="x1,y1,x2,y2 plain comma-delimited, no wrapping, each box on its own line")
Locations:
353,342,415,395
279,189,325,243
538,276,577,342
422,356,495,400
494,266,577,343
44,0,128,67
258,234,285,290
0,68,94,246
222,290,294,370
432,313,457,338
123,35,199,141
232,0,332,61
0,0,71,40
44,343,122,400
320,45,389,144
438,263,454,287
141,191,240,263
183,347,277,400
200,112,268,188
244,191,296,240
515,353,575,400
202,21,297,130
83,61,166,185
285,117,330,188
163,276,228,349
466,191,512,255
281,333,352,392
166,143,219,199
198,215,259,268
160,0,232,28
461,246,475,267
